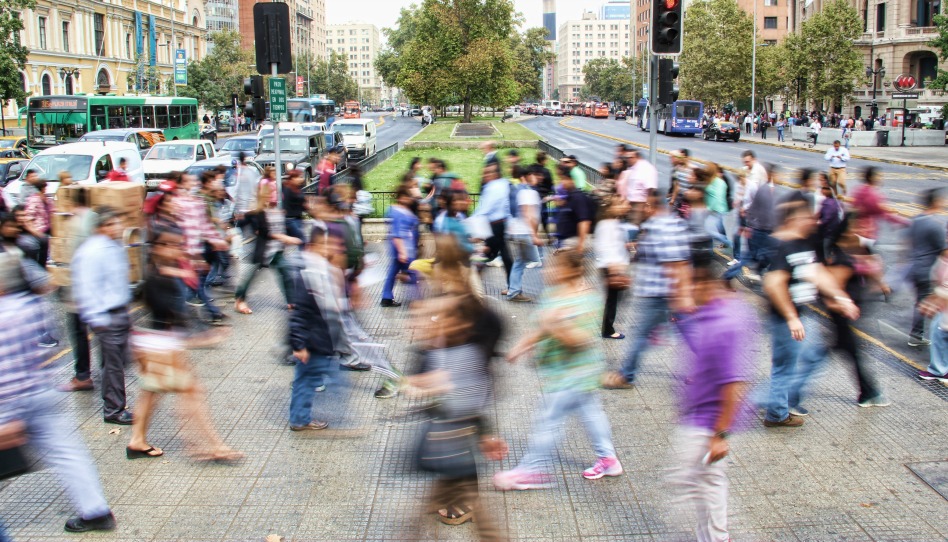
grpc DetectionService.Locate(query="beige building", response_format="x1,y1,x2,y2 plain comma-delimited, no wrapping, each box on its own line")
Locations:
3,0,207,126
237,0,326,60
556,12,633,101
797,0,947,116
327,22,382,105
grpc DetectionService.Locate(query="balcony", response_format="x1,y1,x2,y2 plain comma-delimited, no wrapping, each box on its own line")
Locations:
903,26,938,37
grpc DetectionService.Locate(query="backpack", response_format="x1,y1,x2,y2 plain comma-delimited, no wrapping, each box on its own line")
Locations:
722,171,735,212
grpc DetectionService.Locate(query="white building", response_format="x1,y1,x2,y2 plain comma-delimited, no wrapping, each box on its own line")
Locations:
555,12,631,101
327,22,382,105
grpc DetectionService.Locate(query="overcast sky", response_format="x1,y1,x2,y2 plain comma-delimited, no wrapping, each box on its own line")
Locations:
326,0,609,40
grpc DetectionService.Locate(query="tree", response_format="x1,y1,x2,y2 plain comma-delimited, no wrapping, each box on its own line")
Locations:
0,0,35,128
580,56,646,105
795,0,863,111
375,6,423,90
679,0,753,107
395,0,520,122
178,30,254,110
927,14,948,90
754,42,790,112
510,27,555,103
309,50,359,104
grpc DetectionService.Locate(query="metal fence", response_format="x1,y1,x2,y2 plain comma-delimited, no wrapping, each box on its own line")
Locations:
366,192,482,219
537,140,603,186
302,142,400,193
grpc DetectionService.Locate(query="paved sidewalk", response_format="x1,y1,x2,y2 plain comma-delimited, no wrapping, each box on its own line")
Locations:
1,241,946,541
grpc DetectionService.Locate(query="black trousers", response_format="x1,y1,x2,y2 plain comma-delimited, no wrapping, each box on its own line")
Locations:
92,307,131,418
602,269,622,336
831,310,881,401
911,278,934,339
69,312,91,381
486,221,512,287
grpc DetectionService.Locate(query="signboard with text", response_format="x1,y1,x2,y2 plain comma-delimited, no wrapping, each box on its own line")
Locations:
269,78,288,121
296,76,304,96
174,49,187,86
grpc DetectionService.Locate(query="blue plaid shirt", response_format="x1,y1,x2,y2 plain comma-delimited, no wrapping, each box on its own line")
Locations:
633,213,690,298
0,293,50,424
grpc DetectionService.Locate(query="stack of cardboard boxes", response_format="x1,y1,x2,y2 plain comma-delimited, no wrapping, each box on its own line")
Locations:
48,182,147,287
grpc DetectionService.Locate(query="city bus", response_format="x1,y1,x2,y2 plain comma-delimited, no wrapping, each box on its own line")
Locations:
592,103,610,119
642,99,704,135
287,96,336,126
26,95,199,152
342,100,361,119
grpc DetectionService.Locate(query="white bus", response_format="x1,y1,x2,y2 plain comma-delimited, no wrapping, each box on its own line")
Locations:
542,100,562,112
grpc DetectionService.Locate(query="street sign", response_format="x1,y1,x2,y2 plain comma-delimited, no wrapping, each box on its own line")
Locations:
895,74,917,91
269,78,287,121
296,76,304,96
892,92,919,99
174,49,187,86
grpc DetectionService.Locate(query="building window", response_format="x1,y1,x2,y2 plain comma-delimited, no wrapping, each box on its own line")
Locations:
876,3,886,31
42,74,51,95
38,17,47,50
94,13,105,56
764,39,777,45
62,21,69,53
764,0,777,5
763,17,778,29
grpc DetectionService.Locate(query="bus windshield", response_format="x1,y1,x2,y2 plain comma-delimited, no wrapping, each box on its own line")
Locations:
259,136,310,153
28,154,94,182
28,111,88,145
675,103,702,120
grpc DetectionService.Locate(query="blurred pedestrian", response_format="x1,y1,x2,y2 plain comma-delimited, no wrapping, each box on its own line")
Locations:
57,187,97,392
472,162,512,289
381,185,419,307
494,244,623,489
595,196,631,339
907,189,946,347
505,167,541,302
851,167,908,247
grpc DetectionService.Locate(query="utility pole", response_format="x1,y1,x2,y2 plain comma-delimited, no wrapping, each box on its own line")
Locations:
170,0,177,97
750,0,756,115
630,0,636,115
648,55,658,163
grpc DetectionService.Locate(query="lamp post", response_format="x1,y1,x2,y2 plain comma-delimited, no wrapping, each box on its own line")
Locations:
59,67,80,95
865,63,885,119
751,0,757,116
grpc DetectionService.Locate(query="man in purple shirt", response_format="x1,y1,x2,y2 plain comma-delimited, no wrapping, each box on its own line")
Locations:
670,253,751,542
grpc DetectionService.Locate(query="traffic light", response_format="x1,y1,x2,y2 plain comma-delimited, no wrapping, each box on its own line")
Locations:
658,58,680,105
651,0,683,55
251,98,267,123
243,76,264,97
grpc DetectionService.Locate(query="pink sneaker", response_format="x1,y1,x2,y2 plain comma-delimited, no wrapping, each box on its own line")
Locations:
582,457,623,480
492,468,554,491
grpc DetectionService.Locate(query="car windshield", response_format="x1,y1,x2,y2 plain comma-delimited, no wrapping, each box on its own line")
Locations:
259,136,309,153
221,138,258,151
81,134,125,142
0,140,15,148
27,154,94,182
719,123,737,129
146,144,195,161
333,124,365,136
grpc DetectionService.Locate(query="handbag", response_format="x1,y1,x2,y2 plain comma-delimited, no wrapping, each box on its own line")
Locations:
130,330,195,393
0,446,31,481
607,265,631,290
416,415,481,478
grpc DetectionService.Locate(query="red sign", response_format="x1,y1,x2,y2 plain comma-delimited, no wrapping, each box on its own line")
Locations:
296,76,304,96
895,74,917,91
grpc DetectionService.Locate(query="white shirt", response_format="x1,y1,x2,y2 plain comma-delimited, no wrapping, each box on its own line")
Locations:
620,159,659,203
825,146,850,168
506,186,541,236
594,219,630,268
742,162,767,212
810,121,822,134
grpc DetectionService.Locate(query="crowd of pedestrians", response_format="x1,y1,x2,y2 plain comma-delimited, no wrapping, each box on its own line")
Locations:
0,129,942,542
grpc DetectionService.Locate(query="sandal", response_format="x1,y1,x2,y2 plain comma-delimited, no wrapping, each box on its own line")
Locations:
437,504,475,525
602,371,634,390
126,446,164,459
193,448,244,464
234,301,252,315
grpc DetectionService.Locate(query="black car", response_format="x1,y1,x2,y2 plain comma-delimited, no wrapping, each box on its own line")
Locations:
614,110,627,120
200,123,218,144
703,122,741,142
254,133,326,185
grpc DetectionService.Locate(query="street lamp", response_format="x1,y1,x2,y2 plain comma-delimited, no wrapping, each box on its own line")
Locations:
865,63,885,118
59,67,79,95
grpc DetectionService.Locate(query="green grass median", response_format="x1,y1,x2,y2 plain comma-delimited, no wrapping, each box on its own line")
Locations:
409,118,541,143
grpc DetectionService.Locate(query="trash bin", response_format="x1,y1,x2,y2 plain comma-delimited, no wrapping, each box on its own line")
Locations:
876,130,889,147
933,118,945,131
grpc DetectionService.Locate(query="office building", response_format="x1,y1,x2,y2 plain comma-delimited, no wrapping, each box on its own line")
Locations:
555,12,632,101
327,22,382,105
542,0,557,99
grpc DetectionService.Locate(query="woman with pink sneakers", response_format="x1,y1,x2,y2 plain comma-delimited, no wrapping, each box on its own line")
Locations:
493,243,623,490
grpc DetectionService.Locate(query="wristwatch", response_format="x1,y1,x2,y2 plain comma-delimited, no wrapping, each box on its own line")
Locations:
714,430,730,440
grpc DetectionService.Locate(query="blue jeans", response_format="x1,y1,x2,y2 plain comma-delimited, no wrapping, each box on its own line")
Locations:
289,355,334,426
620,296,671,382
16,389,111,520
190,271,222,317
792,313,833,410
286,218,305,242
517,388,616,473
764,312,819,422
507,235,539,298
777,127,784,141
705,212,731,248
724,228,772,280
928,313,948,376
381,242,416,301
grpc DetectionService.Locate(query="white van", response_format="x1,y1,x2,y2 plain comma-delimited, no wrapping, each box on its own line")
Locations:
2,142,144,209
333,119,378,160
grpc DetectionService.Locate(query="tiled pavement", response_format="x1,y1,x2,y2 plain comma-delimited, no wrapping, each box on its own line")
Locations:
1,235,947,542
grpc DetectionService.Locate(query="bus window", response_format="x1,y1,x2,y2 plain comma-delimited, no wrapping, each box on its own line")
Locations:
126,106,142,128
170,106,181,128
142,106,155,128
156,106,169,129
107,106,126,129
675,102,701,120
189,105,197,125
91,105,106,131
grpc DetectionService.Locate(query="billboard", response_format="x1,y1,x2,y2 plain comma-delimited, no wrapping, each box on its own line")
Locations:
602,3,631,20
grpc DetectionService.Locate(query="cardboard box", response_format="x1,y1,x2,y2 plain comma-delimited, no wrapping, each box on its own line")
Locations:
90,182,146,214
53,185,91,213
50,213,74,238
48,265,71,288
49,237,70,264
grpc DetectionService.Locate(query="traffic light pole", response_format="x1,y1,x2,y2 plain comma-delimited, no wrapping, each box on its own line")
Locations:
272,63,283,209
648,55,658,164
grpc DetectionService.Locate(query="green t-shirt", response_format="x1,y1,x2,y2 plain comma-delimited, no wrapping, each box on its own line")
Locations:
534,286,604,393
705,176,729,214
570,167,589,192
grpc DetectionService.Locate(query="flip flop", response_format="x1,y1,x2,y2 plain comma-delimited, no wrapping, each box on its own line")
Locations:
437,504,475,525
126,446,163,459
193,448,245,464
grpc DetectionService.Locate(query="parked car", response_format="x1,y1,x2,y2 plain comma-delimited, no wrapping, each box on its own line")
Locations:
0,158,28,188
409,108,421,117
703,122,741,142
218,135,259,158
0,136,29,155
78,128,166,158
183,155,263,199
614,110,627,121
3,142,144,208
200,123,218,144
142,139,217,189
324,130,348,169
254,132,326,185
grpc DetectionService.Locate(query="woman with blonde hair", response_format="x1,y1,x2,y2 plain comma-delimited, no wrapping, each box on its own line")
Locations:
595,195,631,339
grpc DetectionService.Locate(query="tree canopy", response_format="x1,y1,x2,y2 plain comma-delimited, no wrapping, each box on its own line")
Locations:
927,14,948,90
679,0,754,107
178,30,254,110
293,50,359,103
793,0,863,110
0,0,34,111
580,56,645,105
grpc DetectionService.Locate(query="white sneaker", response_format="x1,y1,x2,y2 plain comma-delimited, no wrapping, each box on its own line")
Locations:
745,272,761,282
526,261,542,269
486,257,503,267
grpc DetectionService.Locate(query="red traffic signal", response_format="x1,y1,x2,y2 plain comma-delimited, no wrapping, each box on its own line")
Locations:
652,0,683,55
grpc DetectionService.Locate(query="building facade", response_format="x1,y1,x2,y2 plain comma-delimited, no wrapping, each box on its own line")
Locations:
556,12,632,101
237,0,326,60
543,0,557,99
327,23,382,105
204,0,238,42
3,0,206,125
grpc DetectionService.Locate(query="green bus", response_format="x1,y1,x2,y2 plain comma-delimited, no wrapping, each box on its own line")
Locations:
26,95,200,152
